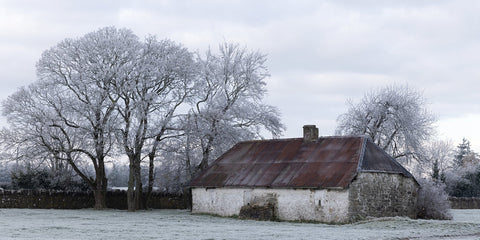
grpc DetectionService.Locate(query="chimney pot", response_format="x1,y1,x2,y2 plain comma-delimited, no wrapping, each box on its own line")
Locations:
303,125,319,142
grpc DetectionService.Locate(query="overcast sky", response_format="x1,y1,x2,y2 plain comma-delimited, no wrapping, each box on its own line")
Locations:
1,0,479,150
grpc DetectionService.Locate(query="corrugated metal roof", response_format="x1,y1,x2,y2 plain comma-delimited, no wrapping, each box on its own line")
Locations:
190,136,415,189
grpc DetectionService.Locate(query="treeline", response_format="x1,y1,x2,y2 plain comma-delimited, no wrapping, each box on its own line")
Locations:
411,137,480,198
0,27,285,210
443,138,480,197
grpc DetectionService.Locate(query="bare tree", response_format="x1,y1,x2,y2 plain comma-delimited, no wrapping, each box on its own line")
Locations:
184,43,285,177
336,85,436,163
419,140,454,181
2,27,140,208
114,37,196,211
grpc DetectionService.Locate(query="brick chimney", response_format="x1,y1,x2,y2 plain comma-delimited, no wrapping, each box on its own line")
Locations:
303,125,319,142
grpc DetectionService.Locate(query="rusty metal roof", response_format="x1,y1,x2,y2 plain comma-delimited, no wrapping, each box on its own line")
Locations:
190,136,414,189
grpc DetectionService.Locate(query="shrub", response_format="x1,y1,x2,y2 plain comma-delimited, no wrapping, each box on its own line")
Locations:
416,178,452,220
445,166,480,197
11,169,50,190
11,168,89,191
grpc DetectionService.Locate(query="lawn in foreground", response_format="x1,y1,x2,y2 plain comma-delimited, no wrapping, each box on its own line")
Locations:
1,209,480,240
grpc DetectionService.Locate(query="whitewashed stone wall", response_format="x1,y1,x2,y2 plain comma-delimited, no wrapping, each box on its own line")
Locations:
192,187,350,223
192,173,418,223
192,188,245,216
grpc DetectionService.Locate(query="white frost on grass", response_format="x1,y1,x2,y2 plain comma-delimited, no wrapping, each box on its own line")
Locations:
0,209,479,240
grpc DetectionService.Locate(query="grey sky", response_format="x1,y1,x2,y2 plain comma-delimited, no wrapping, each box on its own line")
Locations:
1,0,479,149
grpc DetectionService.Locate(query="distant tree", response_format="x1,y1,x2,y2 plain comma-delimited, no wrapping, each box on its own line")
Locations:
11,169,50,190
453,138,479,168
10,167,89,191
444,139,480,197
107,163,129,188
454,138,470,167
336,85,436,163
0,161,12,187
153,148,187,193
441,138,480,197
446,167,480,197
417,140,453,181
183,43,285,177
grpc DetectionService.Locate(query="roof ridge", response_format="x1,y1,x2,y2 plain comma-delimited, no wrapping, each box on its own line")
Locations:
239,135,366,144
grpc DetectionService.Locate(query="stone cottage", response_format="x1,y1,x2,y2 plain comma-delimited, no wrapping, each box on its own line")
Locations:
190,125,419,223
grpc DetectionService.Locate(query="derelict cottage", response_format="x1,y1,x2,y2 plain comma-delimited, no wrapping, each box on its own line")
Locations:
190,125,418,223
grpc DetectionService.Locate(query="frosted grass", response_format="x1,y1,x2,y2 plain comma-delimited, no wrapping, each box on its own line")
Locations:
1,209,480,240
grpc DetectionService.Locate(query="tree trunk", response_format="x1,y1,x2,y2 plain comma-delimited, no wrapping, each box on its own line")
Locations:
134,158,144,210
127,159,136,212
93,166,108,209
145,133,163,209
92,153,108,209
185,132,193,181
93,178,107,209
65,153,107,209
146,152,155,209
195,135,214,175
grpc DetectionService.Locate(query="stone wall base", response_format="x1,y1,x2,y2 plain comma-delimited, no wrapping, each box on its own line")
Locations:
0,189,190,209
450,197,480,209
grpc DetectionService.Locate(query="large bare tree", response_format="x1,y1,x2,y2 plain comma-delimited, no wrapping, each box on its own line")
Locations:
336,85,435,163
183,43,285,177
2,27,140,208
114,37,196,211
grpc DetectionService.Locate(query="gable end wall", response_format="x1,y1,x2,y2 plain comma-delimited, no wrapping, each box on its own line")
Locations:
348,172,418,220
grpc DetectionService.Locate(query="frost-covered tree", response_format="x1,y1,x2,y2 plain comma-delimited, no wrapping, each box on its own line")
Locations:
1,27,140,208
445,139,480,197
336,85,435,163
415,140,453,181
184,43,285,177
453,138,479,168
114,37,196,211
0,159,12,187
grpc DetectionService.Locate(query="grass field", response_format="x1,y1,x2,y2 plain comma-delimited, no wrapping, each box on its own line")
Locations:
1,209,480,239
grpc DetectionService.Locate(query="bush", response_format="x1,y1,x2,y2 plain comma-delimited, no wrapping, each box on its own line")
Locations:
11,169,90,191
416,178,452,220
445,166,480,197
11,169,50,190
